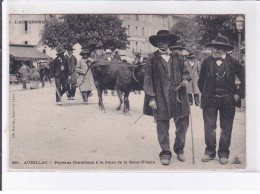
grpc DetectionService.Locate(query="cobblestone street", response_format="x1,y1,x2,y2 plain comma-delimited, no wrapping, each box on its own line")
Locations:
9,83,246,170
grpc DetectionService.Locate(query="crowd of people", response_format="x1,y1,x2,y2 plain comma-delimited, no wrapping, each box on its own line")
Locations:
17,29,245,166
18,60,51,90
143,30,245,166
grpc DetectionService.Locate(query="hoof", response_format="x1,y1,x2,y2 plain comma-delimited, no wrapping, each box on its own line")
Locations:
116,106,121,111
100,107,106,113
123,111,131,116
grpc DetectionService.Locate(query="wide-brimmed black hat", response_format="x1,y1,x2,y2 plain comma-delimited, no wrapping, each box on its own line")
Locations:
207,36,234,50
66,45,75,51
80,49,91,56
169,42,186,50
149,30,177,48
186,53,197,59
56,46,66,55
135,52,141,57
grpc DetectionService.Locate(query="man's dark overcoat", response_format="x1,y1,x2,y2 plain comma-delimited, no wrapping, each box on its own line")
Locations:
198,54,245,109
143,50,191,120
65,55,78,84
50,57,70,78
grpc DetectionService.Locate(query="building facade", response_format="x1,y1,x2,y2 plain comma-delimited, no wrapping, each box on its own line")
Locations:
118,15,176,57
9,14,177,60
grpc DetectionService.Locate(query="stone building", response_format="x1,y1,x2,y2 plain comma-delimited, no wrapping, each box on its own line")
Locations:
117,15,176,57
9,14,177,61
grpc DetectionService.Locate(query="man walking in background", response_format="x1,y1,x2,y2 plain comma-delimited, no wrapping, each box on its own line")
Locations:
65,46,77,100
198,36,245,165
50,46,71,105
18,61,31,90
185,52,201,106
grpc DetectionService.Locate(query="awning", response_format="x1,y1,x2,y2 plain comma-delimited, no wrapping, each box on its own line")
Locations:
10,45,52,61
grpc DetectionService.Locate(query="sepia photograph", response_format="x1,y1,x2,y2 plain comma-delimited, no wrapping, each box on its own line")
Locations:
8,13,246,170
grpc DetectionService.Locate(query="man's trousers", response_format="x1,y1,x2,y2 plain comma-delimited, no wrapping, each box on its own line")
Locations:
55,72,68,102
188,93,200,106
156,116,189,157
203,95,236,159
67,84,77,98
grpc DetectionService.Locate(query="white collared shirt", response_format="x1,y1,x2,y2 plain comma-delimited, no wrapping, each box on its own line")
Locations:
189,60,195,67
159,49,170,62
214,53,226,66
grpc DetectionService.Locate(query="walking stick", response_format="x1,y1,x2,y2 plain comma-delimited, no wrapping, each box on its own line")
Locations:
177,84,195,164
133,113,144,124
186,90,195,164
55,86,63,103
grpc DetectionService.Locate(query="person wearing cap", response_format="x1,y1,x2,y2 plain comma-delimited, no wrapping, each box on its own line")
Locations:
18,61,31,90
76,49,96,103
185,52,201,106
132,52,144,95
29,65,41,89
198,36,245,165
102,49,116,96
143,30,191,166
113,50,121,61
65,46,77,100
169,42,185,56
50,46,70,105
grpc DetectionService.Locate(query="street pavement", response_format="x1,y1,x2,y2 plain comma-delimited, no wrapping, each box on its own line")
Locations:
9,83,246,170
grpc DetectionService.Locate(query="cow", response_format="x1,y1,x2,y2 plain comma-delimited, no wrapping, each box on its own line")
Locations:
91,58,145,114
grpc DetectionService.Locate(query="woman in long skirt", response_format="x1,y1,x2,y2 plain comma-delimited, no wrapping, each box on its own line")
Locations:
76,49,95,103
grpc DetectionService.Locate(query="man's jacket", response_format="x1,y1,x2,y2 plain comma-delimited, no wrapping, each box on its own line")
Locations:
143,50,191,120
198,54,245,109
50,56,70,78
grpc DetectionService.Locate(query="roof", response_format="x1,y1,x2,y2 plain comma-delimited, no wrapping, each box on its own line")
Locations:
10,45,52,61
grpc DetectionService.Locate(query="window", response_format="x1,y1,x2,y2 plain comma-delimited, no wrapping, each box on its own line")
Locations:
142,27,145,36
136,42,138,52
24,41,28,45
128,25,130,35
136,26,138,36
24,21,28,34
135,15,139,21
43,49,46,54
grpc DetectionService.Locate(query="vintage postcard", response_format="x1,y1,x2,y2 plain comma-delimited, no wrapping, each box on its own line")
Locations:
7,12,246,170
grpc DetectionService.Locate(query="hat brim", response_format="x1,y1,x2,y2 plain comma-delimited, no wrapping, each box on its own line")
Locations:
149,34,177,48
186,55,197,59
56,50,65,55
80,52,91,56
207,42,234,50
170,46,186,50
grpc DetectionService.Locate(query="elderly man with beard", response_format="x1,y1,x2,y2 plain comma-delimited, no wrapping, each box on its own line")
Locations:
198,36,245,165
143,30,191,166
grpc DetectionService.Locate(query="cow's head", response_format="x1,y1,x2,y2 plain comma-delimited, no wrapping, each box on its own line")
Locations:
133,63,145,84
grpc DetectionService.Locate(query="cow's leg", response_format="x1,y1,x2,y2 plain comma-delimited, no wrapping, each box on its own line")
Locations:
97,86,106,113
123,91,130,115
116,89,123,110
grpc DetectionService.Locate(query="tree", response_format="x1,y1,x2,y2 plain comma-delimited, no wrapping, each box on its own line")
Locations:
40,17,77,49
171,16,202,51
197,15,245,47
41,15,129,51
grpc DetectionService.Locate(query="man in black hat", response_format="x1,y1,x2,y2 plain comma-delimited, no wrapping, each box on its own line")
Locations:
65,46,77,100
198,36,245,165
133,52,144,95
50,46,71,105
185,53,201,106
143,30,191,165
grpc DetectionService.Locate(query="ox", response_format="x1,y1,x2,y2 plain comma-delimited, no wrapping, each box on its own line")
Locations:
91,58,145,114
